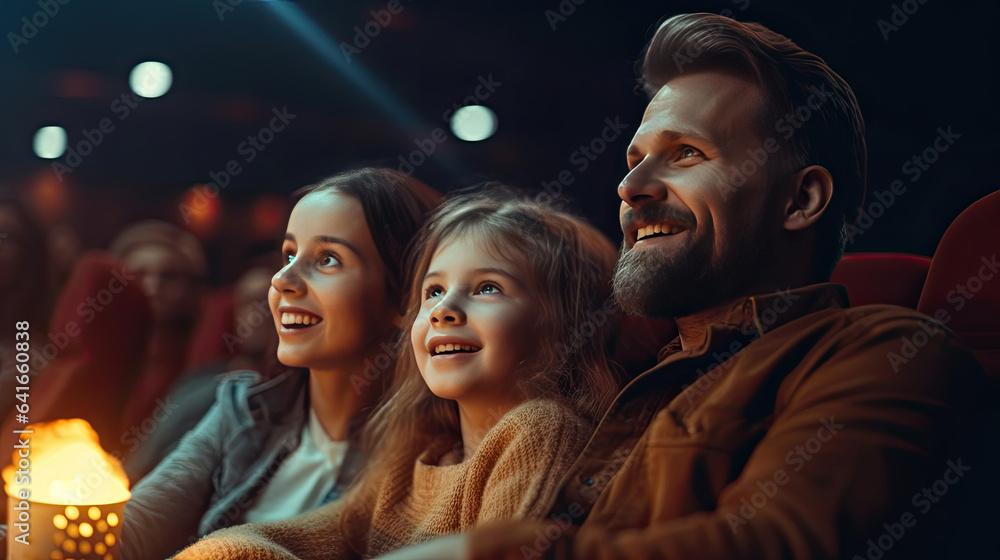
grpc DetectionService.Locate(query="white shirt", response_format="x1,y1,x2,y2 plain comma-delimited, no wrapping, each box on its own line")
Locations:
242,407,351,523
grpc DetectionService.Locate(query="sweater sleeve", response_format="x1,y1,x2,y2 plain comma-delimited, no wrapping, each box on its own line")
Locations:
474,400,591,523
173,499,357,560
121,401,227,560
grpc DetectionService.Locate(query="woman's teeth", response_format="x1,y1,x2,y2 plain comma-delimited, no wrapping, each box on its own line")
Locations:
434,344,480,355
281,312,321,326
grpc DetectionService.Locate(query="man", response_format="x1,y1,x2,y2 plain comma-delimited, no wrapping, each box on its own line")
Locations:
380,12,986,560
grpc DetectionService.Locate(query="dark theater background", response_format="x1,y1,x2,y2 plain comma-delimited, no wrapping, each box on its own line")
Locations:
1,0,997,285
1,2,998,557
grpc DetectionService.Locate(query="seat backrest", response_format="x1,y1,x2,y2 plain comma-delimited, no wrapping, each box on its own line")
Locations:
832,253,931,309
185,286,236,368
917,190,1000,382
0,251,153,457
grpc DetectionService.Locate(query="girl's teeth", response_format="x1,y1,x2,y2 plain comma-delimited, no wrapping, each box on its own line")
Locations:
434,344,479,354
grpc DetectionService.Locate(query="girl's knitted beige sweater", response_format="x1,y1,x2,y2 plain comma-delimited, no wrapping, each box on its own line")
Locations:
173,399,591,559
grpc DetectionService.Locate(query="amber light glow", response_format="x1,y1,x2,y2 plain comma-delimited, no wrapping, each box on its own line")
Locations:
2,419,130,560
2,419,130,505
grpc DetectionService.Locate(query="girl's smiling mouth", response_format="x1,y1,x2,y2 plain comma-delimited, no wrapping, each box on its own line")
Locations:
427,336,482,356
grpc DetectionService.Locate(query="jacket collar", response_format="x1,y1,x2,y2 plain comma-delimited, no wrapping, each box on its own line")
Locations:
656,283,849,363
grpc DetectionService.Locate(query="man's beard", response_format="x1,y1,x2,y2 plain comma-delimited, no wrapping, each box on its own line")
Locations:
612,234,712,319
612,229,768,320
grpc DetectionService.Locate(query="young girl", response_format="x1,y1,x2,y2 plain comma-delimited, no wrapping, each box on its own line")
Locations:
122,168,440,560
175,191,620,559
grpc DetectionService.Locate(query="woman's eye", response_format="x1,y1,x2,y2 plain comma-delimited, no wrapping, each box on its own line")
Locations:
477,283,501,295
425,286,444,300
317,252,340,267
283,252,295,265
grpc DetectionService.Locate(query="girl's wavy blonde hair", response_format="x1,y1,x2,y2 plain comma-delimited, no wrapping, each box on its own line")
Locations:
341,189,620,551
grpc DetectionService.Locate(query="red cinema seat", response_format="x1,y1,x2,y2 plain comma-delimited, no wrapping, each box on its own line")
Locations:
185,286,236,369
0,251,153,456
832,253,931,309
917,189,1000,382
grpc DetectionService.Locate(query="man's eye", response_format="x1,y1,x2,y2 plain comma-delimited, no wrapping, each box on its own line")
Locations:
679,146,700,159
425,286,444,299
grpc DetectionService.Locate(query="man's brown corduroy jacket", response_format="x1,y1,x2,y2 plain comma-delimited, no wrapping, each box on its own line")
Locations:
470,283,985,559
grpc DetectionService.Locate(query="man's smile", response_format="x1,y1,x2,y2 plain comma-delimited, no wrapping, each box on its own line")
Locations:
635,223,687,242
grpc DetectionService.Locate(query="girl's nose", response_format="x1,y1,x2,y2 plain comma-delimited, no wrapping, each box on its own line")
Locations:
430,294,466,326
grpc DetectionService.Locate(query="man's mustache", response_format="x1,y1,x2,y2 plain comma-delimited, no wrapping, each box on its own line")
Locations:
621,204,696,240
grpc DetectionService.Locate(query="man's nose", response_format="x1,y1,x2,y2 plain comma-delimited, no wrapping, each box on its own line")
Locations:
618,161,668,208
430,294,466,326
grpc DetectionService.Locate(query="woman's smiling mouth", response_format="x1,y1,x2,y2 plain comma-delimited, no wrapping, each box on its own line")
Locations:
279,310,324,330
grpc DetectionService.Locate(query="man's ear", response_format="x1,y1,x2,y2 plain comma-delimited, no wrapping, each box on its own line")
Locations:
783,165,833,232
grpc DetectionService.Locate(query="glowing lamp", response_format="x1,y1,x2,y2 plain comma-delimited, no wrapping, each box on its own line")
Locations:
2,419,130,560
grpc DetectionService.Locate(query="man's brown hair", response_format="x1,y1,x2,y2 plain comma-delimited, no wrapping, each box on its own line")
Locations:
641,12,867,280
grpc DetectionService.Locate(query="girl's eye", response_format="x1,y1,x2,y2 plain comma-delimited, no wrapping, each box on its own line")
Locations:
477,282,502,295
317,252,340,268
424,285,444,300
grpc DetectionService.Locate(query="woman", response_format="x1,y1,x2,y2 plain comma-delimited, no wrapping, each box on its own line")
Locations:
121,168,440,560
